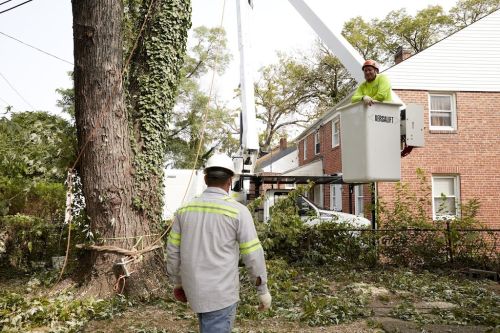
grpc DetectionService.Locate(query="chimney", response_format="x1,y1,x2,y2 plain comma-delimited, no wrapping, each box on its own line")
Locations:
279,137,287,151
394,46,412,64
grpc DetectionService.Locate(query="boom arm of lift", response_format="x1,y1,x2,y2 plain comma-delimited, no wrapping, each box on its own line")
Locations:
233,0,409,198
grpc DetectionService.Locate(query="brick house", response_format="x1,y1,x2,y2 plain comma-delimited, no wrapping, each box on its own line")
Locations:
293,10,500,228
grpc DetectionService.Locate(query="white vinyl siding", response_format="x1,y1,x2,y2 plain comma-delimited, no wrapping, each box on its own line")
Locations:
432,175,460,219
330,184,342,211
354,185,364,217
429,93,456,131
332,118,340,147
384,10,500,92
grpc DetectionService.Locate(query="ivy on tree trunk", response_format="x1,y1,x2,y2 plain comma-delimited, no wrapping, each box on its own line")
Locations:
71,0,191,298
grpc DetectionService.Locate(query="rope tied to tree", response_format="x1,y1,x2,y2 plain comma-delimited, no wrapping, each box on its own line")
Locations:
75,243,162,256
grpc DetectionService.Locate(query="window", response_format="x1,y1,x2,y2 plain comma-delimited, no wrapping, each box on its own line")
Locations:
432,175,460,219
314,184,324,208
354,185,364,217
314,130,320,155
332,118,340,147
429,93,456,130
330,184,342,211
303,139,307,160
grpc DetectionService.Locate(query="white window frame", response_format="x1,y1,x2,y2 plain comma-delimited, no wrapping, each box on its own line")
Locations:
314,184,324,208
331,118,340,148
303,139,307,160
432,175,460,220
354,185,364,217
428,93,457,131
314,130,320,155
330,184,342,211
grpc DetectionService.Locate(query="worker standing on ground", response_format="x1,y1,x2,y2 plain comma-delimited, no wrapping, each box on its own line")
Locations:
351,59,392,106
166,152,271,333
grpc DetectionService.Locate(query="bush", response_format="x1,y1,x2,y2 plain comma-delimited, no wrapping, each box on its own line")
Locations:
256,170,499,272
377,169,499,271
256,185,377,267
0,178,66,222
0,215,65,270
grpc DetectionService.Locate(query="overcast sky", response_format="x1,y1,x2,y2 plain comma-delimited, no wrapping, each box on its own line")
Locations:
0,0,457,116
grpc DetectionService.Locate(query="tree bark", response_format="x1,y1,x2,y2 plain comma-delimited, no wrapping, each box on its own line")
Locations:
72,0,167,298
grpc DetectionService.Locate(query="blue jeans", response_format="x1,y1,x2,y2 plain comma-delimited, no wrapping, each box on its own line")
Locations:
198,302,238,333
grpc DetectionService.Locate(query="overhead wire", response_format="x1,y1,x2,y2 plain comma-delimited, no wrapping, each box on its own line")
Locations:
0,70,34,110
0,31,73,65
0,0,14,6
0,0,33,14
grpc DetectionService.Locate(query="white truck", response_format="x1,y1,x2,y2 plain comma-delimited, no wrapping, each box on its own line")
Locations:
262,189,371,228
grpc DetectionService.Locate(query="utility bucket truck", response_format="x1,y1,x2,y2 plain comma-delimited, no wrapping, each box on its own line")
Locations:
162,0,424,221
163,169,205,220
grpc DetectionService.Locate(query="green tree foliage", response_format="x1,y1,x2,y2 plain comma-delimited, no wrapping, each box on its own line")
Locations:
167,26,238,168
450,0,500,28
255,54,317,151
342,0,497,66
306,44,357,109
0,112,76,218
255,50,355,151
380,6,454,54
181,26,231,79
343,6,453,65
342,16,383,61
55,72,75,120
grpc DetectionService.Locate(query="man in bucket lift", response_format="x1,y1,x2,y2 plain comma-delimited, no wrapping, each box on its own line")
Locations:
351,59,392,106
166,153,272,333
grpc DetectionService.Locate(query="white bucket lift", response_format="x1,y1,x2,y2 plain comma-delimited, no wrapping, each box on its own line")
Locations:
339,102,402,183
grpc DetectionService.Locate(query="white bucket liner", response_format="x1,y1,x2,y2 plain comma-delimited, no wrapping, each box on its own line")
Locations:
339,101,402,183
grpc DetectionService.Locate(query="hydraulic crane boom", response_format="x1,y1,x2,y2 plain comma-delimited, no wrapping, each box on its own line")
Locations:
233,0,370,198
287,0,365,83
232,0,410,201
232,0,259,199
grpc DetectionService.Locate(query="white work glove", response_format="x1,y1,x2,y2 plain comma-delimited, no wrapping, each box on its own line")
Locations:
362,95,374,106
258,292,272,311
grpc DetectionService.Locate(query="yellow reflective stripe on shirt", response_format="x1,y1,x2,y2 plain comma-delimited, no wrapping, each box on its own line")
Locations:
167,231,181,246
177,201,238,218
240,238,262,255
223,195,237,202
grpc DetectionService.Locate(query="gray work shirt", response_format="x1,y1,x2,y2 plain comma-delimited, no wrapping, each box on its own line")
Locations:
166,187,268,313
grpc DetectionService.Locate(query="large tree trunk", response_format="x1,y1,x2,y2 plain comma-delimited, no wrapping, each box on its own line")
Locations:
72,0,168,298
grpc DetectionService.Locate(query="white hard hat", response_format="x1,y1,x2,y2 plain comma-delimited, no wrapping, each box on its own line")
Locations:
204,153,235,176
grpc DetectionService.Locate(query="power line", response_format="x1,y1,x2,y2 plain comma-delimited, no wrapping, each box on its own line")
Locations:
0,31,73,65
0,0,33,15
0,0,15,6
0,71,34,110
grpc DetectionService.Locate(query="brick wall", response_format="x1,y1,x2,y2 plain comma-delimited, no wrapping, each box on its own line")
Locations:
378,90,500,228
297,90,500,228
